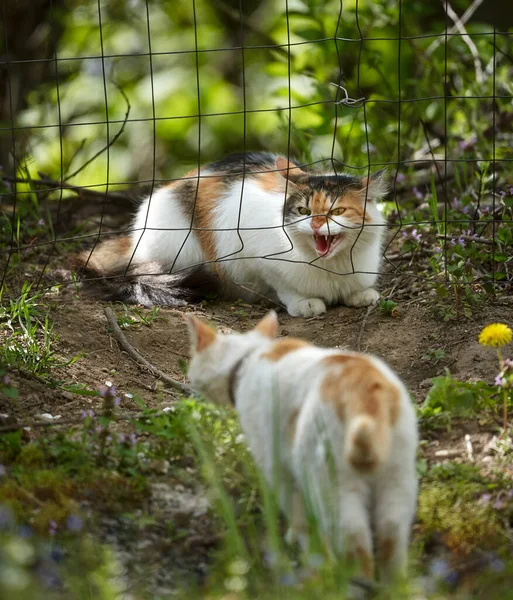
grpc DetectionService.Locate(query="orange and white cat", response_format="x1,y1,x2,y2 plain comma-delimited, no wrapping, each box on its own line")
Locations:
186,311,418,582
76,153,388,317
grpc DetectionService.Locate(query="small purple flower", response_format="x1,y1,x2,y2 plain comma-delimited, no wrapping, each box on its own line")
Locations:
509,187,513,196
49,520,57,536
106,436,112,444
129,433,137,446
457,237,466,247
489,557,505,572
396,173,405,183
3,375,10,385
279,572,299,587
479,493,492,505
503,358,513,370
459,135,477,150
411,228,422,243
499,190,506,198
401,231,408,238
66,515,83,532
95,426,102,434
37,219,45,226
493,498,505,510
80,409,95,419
482,207,490,216
114,397,121,407
412,186,424,201
462,205,471,214
495,375,507,387
99,386,108,398
118,433,126,444
434,246,442,253
450,238,457,246
465,258,471,267
451,197,461,210
429,558,451,578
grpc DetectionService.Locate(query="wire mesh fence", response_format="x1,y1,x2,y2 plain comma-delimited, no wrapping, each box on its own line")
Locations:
1,0,512,311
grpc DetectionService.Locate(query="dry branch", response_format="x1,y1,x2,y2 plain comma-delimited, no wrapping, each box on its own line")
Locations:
104,306,192,396
436,234,493,246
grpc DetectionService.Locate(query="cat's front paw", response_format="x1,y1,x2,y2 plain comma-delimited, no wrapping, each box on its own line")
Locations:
287,298,326,318
344,288,380,308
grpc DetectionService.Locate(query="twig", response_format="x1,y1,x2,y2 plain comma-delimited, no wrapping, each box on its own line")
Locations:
357,304,377,352
0,417,85,434
64,84,131,182
104,306,192,395
1,173,134,204
436,234,493,246
445,1,484,84
425,0,485,56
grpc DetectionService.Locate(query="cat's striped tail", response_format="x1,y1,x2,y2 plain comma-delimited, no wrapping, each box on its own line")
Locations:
72,236,219,307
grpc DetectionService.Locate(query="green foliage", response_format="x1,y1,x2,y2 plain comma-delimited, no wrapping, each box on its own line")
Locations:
419,369,510,430
0,284,80,376
417,482,502,555
114,304,162,329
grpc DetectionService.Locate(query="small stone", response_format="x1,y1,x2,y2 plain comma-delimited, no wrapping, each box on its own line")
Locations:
434,449,461,458
61,391,74,401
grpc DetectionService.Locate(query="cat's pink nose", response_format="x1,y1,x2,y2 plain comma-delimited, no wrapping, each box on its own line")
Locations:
310,216,325,231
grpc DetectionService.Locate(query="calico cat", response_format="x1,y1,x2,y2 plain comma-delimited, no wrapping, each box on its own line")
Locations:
186,310,418,582
76,153,388,317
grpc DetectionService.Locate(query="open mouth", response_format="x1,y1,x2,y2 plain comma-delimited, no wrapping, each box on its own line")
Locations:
313,234,343,257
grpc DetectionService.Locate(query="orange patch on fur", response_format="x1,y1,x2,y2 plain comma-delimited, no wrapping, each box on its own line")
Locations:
261,338,310,362
378,536,395,564
309,189,372,226
188,315,217,352
320,354,400,425
75,235,132,275
346,543,375,579
194,175,224,262
258,171,284,193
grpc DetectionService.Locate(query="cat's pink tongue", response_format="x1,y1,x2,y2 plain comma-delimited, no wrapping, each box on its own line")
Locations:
314,234,330,255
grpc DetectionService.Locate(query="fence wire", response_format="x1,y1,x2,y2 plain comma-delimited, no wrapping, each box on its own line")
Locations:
1,0,512,304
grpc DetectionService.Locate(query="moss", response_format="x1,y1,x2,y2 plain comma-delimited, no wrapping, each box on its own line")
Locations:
0,467,148,535
417,482,503,554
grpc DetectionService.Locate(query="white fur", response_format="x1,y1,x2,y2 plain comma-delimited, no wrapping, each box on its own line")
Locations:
129,167,387,317
187,312,418,582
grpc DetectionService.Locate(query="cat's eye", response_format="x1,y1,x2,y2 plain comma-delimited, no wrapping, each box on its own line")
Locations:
330,207,346,216
297,207,311,216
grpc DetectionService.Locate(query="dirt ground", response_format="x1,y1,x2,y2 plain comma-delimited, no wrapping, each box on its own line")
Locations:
7,294,511,417
3,289,513,595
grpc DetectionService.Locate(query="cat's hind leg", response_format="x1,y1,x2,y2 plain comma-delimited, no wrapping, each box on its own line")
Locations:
374,474,417,583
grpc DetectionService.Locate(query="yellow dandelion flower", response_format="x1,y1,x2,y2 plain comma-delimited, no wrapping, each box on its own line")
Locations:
479,323,513,348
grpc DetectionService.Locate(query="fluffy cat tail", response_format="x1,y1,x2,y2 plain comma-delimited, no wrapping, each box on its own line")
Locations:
344,414,390,472
72,237,219,306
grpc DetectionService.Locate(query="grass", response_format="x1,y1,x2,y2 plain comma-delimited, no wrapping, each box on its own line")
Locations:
0,284,81,377
1,365,513,598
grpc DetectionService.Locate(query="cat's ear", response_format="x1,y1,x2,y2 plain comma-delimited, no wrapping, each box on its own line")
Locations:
254,310,279,339
275,157,306,183
360,168,389,201
186,314,217,353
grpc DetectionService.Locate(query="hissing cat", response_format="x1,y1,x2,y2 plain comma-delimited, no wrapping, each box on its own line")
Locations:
76,153,388,317
186,311,418,582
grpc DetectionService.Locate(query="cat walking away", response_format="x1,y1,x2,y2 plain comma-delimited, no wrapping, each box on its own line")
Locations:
76,153,388,317
186,310,418,582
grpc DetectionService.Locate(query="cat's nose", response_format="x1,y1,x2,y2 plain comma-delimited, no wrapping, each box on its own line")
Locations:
310,216,325,231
